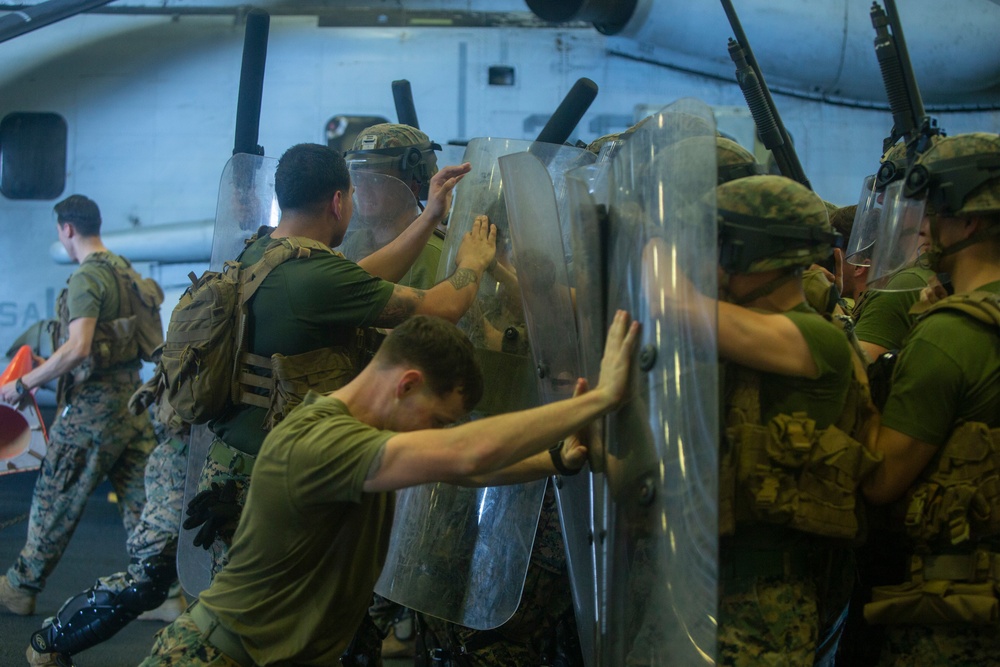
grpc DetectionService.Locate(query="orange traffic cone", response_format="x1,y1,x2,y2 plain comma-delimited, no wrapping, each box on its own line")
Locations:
0,345,33,385
0,345,48,475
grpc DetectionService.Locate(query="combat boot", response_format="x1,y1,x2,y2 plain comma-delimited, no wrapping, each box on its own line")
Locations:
26,646,74,667
0,574,36,615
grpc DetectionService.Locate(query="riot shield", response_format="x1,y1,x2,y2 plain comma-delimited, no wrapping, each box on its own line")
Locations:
602,99,720,666
497,146,600,664
178,153,278,596
375,137,585,629
339,169,421,262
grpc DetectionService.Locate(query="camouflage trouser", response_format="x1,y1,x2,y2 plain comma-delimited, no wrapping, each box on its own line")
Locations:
139,611,241,667
718,573,819,667
875,624,1000,667
7,379,156,592
125,436,187,581
195,439,253,580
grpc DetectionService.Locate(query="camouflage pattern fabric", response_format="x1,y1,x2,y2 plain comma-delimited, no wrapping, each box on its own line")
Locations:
718,573,819,667
139,611,241,667
876,623,1000,667
717,175,835,273
417,485,582,666
127,436,187,582
911,132,1000,216
6,379,155,592
196,439,253,579
352,123,432,150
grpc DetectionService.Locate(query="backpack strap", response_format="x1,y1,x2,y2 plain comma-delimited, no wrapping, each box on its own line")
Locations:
239,236,334,305
910,290,1000,330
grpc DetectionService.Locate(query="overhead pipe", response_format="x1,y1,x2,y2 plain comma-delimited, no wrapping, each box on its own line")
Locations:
0,0,115,44
50,220,215,264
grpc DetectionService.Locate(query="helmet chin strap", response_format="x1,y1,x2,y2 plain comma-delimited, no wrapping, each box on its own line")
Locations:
923,214,1000,272
731,268,801,306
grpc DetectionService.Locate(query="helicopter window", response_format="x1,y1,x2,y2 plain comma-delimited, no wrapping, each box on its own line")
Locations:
0,112,67,201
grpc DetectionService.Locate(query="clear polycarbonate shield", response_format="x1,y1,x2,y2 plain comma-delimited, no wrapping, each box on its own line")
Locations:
601,99,720,666
498,145,599,664
562,164,613,663
179,153,279,597
866,179,929,291
339,168,421,262
846,174,881,266
375,137,557,630
0,398,47,476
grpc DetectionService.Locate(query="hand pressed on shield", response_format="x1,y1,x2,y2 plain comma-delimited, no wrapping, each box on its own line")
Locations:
455,215,497,275
424,162,471,222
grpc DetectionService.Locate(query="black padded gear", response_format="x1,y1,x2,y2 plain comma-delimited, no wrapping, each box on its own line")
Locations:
30,557,177,656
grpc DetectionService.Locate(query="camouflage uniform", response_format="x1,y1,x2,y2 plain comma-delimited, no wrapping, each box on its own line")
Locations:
138,611,241,667
417,483,582,666
866,134,1000,667
715,176,864,667
8,380,154,593
6,256,158,597
196,440,253,577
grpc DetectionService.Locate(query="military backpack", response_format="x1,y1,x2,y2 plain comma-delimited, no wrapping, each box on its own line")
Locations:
160,234,332,424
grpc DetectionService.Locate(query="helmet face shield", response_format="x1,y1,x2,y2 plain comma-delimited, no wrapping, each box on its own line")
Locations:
846,174,881,266
866,180,928,291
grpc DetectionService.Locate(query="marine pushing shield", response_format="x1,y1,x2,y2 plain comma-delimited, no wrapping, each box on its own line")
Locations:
375,137,592,630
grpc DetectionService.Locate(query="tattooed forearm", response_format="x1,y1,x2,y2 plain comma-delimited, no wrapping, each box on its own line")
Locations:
447,268,480,291
375,287,423,327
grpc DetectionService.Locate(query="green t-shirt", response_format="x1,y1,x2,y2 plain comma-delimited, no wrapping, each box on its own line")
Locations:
398,230,444,290
853,266,934,351
750,304,853,429
66,251,125,323
201,393,396,665
211,235,394,454
881,280,1000,446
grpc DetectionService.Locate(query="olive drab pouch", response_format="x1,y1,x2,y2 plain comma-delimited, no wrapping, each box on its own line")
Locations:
734,412,882,540
260,346,357,430
110,260,165,363
897,422,1000,546
160,260,242,423
865,550,1000,626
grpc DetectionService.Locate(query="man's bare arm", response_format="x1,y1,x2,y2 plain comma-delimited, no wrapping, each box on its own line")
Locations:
1,317,96,402
358,163,471,281
363,311,639,492
862,425,937,505
372,217,496,327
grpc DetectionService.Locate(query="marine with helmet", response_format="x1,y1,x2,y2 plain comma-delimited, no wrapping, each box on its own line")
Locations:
850,140,939,364
342,122,448,289
705,175,880,665
861,132,1000,665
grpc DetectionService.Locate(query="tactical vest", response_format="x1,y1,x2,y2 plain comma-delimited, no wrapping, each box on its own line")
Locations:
894,290,1000,547
54,252,163,397
719,304,881,540
228,235,374,430
864,290,1000,627
720,366,881,540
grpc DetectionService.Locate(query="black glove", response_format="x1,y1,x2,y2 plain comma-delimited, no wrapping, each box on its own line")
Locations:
183,479,242,549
